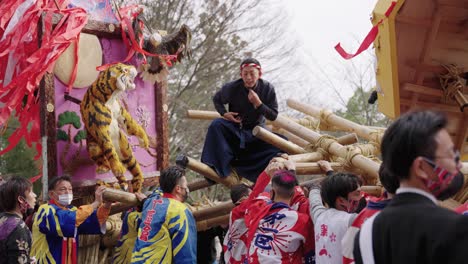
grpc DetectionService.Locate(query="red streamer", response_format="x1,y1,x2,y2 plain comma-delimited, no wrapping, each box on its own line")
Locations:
0,0,87,159
97,5,178,71
335,1,397,60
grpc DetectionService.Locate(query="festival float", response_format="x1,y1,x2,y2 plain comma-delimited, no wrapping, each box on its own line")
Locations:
181,0,468,223
0,0,467,262
0,0,191,262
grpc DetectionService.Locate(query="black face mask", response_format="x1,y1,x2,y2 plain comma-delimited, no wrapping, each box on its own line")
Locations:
437,172,464,201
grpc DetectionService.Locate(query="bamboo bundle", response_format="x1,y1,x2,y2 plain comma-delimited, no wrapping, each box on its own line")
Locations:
287,99,385,145
197,214,230,231
78,234,101,264
271,114,380,179
176,154,241,188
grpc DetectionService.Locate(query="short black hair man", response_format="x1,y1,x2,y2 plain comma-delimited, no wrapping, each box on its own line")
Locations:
354,111,468,264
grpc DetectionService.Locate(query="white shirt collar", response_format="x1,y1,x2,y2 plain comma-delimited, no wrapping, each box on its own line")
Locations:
396,187,437,204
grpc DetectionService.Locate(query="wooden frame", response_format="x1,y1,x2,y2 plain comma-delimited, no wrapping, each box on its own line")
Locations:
38,14,169,189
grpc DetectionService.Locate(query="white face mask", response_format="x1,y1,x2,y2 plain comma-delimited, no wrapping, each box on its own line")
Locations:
57,193,73,206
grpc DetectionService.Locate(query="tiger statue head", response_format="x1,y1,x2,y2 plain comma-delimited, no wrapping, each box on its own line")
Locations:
106,63,138,95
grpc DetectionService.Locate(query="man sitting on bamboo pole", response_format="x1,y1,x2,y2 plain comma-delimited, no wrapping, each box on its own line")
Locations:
201,58,283,182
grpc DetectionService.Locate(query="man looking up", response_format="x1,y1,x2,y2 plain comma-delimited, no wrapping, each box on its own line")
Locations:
201,57,282,182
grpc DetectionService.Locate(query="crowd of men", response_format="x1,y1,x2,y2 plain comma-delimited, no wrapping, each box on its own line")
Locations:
1,58,468,264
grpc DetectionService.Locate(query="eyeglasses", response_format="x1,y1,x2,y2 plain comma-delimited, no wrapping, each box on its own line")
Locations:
422,150,461,167
434,150,461,164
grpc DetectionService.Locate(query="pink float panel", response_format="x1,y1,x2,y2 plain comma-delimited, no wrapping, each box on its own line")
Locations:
54,38,157,187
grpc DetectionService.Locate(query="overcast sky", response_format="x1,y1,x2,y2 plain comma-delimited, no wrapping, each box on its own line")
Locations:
273,0,379,110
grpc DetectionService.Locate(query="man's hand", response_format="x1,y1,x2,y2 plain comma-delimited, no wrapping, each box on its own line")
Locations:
248,89,262,108
91,186,107,210
317,160,333,173
223,112,241,123
265,158,285,177
94,186,106,204
135,192,147,202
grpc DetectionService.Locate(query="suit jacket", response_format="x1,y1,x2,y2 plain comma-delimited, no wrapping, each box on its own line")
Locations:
354,192,468,264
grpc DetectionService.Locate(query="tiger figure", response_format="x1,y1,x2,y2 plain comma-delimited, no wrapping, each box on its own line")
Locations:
80,63,149,192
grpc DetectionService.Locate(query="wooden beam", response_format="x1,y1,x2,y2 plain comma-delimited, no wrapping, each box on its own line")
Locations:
402,83,443,97
51,13,121,38
414,9,442,85
155,79,170,171
400,98,464,113
405,61,453,75
396,16,466,34
39,15,57,181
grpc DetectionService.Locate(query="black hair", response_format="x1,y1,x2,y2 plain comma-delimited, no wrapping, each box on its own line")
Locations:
378,164,399,194
230,184,251,205
381,110,447,181
271,170,298,199
0,176,32,212
240,57,261,67
48,176,72,191
159,166,186,193
320,172,362,209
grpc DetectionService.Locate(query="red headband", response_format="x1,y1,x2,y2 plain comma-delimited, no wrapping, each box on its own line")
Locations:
240,63,262,73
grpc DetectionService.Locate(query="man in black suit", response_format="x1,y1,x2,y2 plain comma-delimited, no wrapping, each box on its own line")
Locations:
353,110,468,264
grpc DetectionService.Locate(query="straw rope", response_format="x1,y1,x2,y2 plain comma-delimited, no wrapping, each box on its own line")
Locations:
296,116,321,131
439,64,465,103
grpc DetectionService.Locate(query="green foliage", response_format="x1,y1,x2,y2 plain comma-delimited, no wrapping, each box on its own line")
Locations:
0,118,40,184
336,87,390,127
73,130,86,143
57,129,69,141
57,111,81,129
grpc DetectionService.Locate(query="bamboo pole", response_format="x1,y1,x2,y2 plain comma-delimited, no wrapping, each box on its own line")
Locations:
275,128,309,147
197,214,230,231
289,152,325,162
287,99,384,143
186,110,221,120
103,188,140,205
192,201,235,221
253,126,307,154
338,133,359,145
361,186,383,197
271,114,380,179
109,202,134,216
176,155,240,188
295,162,344,175
188,178,216,191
